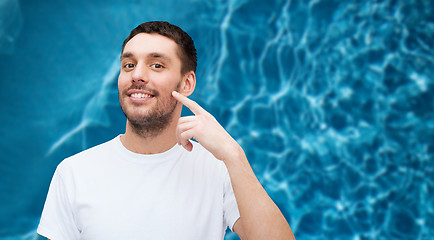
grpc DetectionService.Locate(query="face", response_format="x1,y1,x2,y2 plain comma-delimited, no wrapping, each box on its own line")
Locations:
118,33,185,136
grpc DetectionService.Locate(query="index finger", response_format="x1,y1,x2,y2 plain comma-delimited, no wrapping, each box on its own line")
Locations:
172,91,204,115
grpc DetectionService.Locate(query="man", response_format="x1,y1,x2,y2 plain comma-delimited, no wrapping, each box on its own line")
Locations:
38,21,295,240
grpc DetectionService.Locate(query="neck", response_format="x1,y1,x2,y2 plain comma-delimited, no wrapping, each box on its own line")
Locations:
120,109,181,155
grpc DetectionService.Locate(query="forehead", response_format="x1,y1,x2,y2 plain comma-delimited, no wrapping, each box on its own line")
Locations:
122,33,180,60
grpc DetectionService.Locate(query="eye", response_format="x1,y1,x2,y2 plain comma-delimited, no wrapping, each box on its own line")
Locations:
124,63,136,69
151,63,164,69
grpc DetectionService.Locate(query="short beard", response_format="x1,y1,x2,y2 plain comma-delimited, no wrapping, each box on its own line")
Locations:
127,99,178,139
119,83,181,139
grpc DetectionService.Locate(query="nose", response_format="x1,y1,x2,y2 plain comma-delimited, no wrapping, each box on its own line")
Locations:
131,63,149,84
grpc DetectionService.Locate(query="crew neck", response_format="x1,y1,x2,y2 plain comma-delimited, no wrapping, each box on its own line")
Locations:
113,135,184,164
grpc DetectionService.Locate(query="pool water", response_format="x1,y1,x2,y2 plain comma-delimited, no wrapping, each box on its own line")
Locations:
0,0,433,239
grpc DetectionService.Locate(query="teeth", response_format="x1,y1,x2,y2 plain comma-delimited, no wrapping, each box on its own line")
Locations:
131,93,152,98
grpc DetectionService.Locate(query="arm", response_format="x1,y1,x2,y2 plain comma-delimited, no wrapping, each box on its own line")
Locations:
226,144,294,239
172,91,295,239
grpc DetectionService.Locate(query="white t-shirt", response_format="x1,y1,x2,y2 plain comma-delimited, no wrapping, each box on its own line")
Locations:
37,135,240,240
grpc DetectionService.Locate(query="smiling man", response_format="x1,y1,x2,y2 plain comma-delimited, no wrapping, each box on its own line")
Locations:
37,21,295,240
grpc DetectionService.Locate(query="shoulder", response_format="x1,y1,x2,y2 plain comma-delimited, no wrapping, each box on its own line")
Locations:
187,140,229,173
57,137,118,172
189,141,221,162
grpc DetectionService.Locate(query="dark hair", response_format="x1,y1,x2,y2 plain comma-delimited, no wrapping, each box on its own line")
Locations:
122,21,197,74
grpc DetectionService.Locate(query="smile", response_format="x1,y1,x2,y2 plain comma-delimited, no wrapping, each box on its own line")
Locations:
131,93,153,98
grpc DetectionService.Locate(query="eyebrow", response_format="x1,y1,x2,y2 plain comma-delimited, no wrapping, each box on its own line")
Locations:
121,52,134,59
121,52,172,63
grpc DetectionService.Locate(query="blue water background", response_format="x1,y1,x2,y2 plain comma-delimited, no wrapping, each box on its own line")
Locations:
0,0,433,239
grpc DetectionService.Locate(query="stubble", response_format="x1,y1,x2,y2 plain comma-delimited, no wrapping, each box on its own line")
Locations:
119,83,180,139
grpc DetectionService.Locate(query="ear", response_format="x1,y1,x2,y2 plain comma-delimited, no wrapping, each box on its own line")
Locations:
180,71,196,97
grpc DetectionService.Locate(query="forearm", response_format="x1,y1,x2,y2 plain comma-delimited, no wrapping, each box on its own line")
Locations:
224,145,295,240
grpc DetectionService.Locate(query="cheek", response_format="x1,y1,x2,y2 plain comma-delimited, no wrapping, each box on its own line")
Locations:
117,74,129,90
151,73,177,89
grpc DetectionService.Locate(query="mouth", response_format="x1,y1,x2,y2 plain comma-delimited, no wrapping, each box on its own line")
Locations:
130,92,154,98
127,90,156,102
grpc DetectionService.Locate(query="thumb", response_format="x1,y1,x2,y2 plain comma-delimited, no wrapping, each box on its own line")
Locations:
181,139,193,152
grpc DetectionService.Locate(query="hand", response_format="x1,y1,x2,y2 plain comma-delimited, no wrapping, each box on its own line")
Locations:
172,91,241,161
